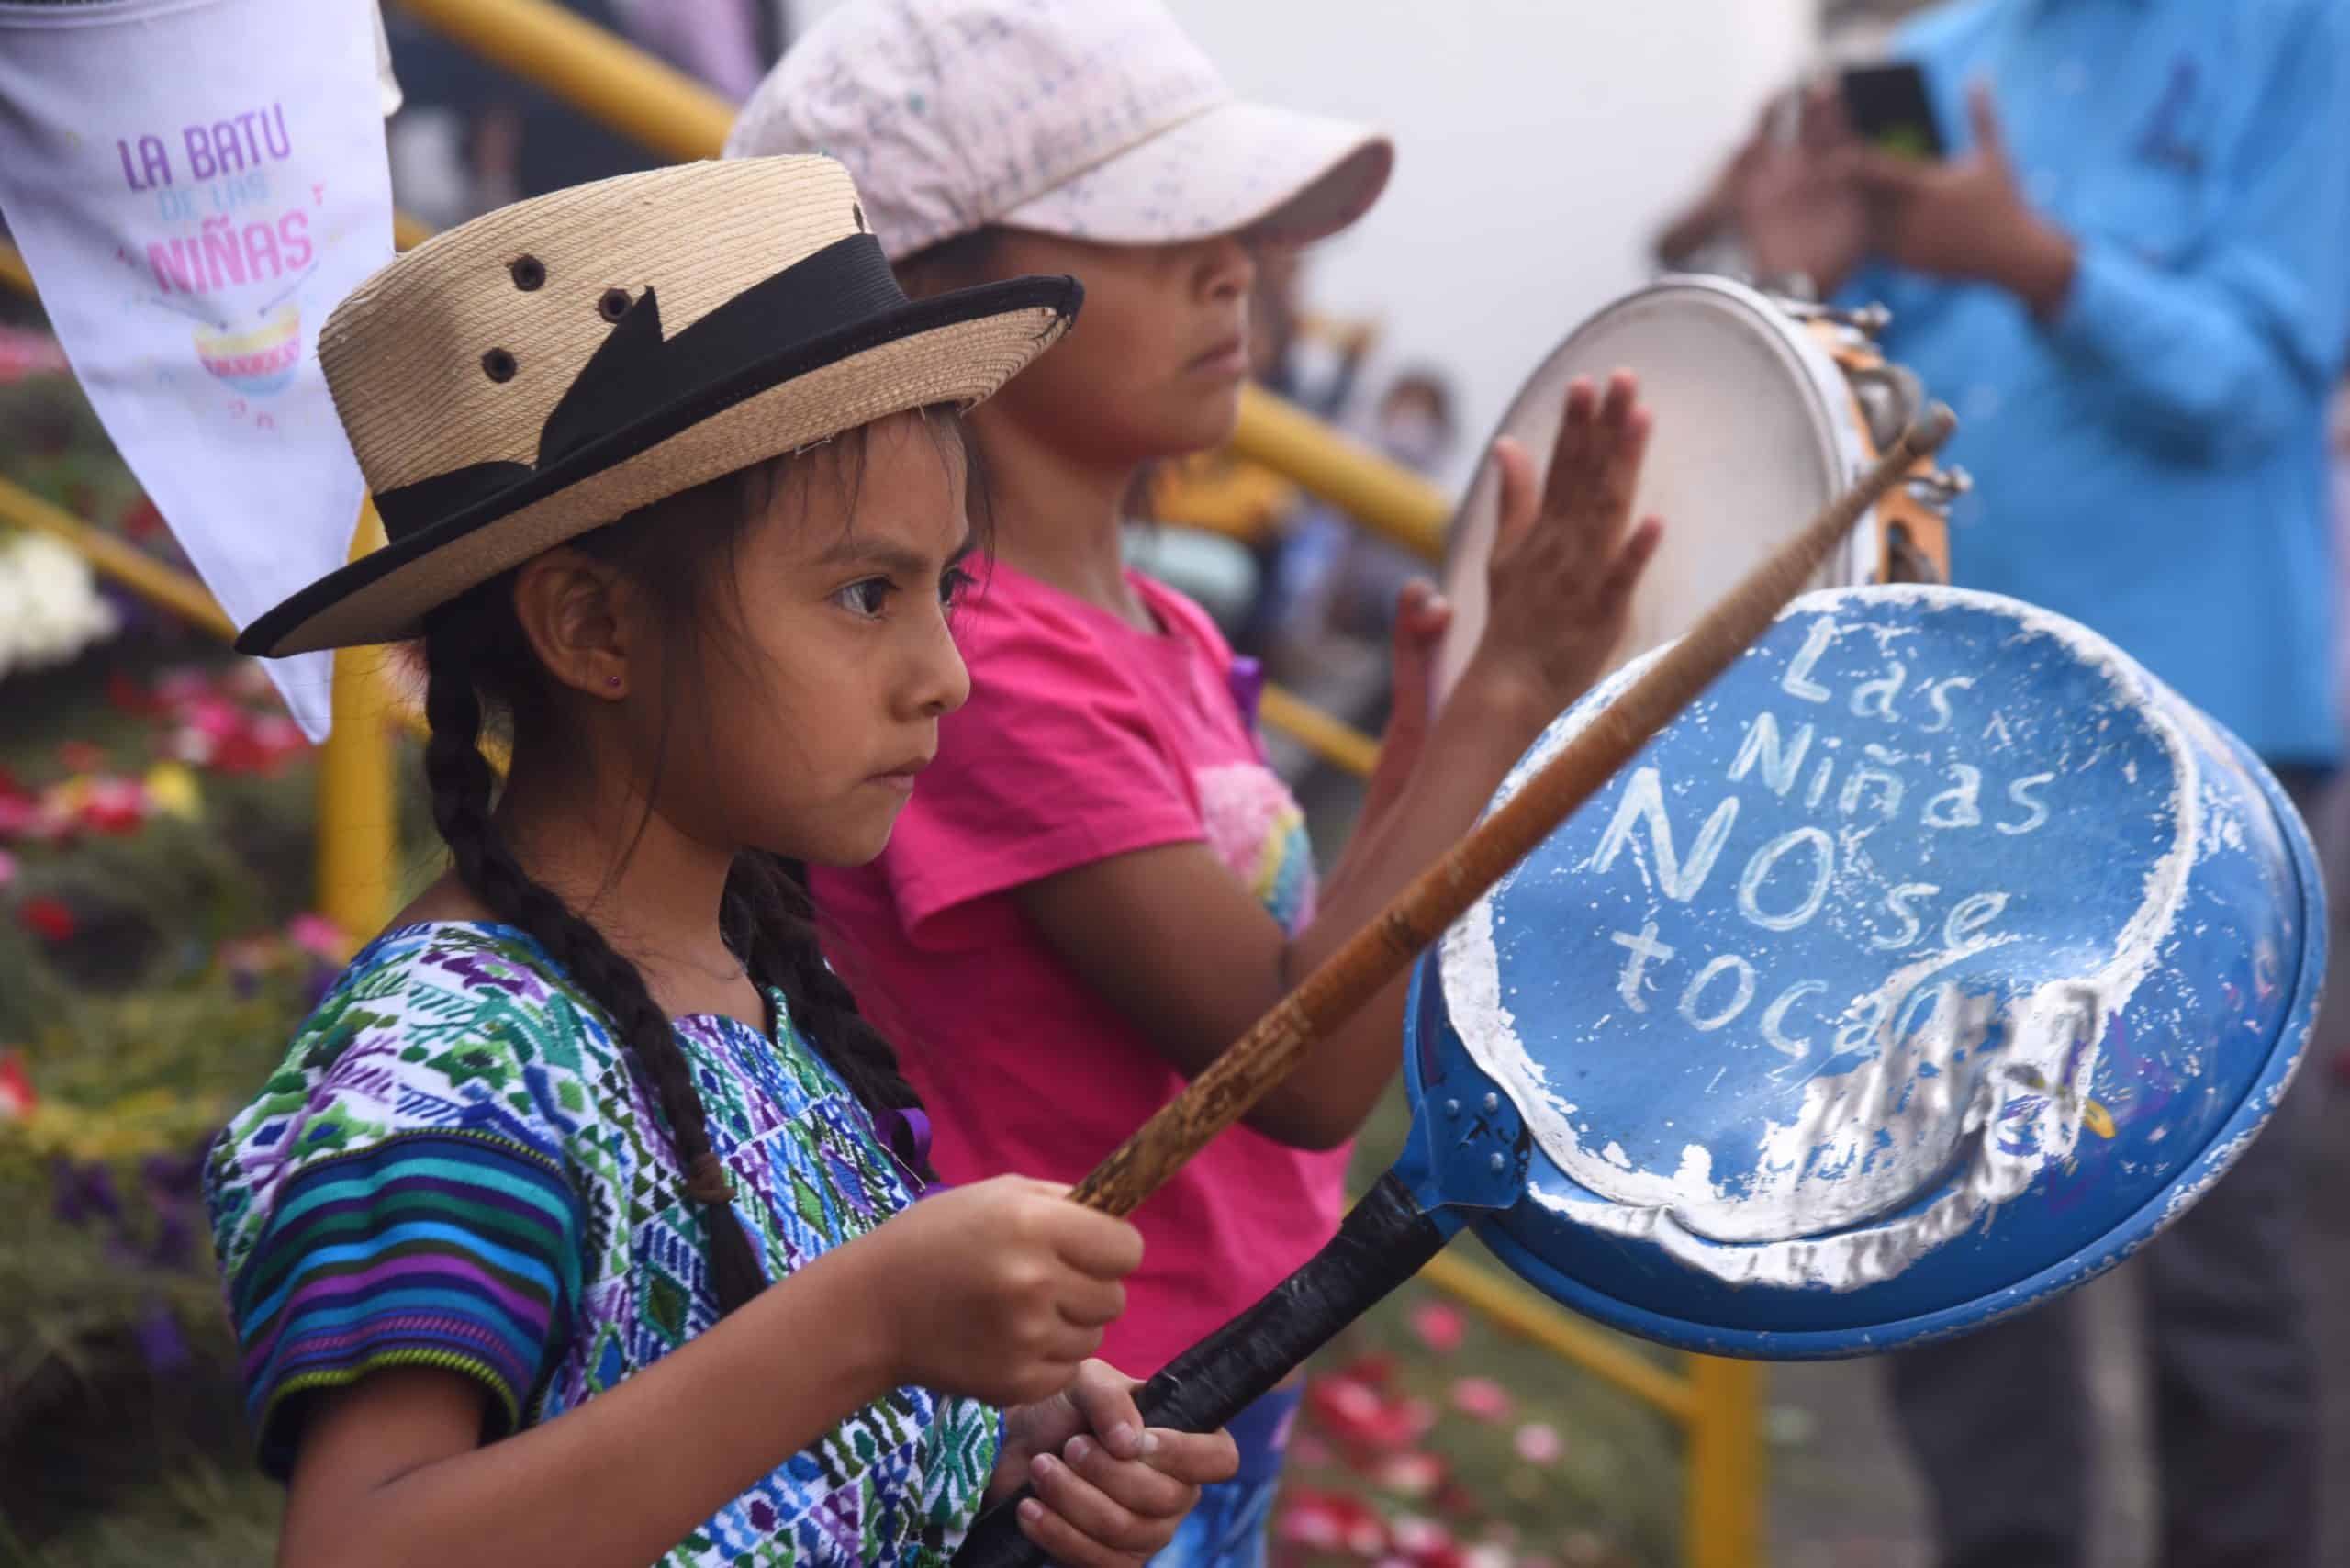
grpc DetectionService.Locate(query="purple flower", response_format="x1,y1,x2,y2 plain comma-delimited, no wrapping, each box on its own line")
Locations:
52,1158,121,1226
132,1303,192,1374
142,1148,207,1196
148,1208,196,1271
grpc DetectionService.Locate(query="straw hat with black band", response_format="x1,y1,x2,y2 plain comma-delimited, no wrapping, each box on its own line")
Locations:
239,156,1081,658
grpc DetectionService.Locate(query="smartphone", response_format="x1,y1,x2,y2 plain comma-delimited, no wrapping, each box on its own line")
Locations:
1840,62,1945,160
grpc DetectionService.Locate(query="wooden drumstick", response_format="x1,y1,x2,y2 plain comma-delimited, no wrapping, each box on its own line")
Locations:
1071,403,1958,1218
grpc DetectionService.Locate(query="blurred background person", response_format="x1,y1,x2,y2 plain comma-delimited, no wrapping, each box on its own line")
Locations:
381,0,791,232
1673,3,2349,1565
1266,367,1461,667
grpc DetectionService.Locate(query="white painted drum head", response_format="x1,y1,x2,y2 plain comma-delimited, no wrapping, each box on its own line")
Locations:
1438,277,1874,700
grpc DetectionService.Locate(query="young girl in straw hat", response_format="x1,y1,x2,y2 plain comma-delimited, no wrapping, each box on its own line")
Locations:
728,3,1664,1557
204,155,1235,1568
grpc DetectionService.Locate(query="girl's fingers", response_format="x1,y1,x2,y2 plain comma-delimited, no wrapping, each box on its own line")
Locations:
1014,1495,1135,1568
1059,1361,1147,1462
1597,369,1638,431
1024,1451,1160,1557
1537,377,1600,522
1395,578,1452,645
1593,517,1666,615
1046,1322,1109,1368
1593,404,1654,531
1046,1207,1146,1280
1054,1276,1128,1331
1059,1432,1200,1519
1489,436,1539,556
1136,1427,1240,1487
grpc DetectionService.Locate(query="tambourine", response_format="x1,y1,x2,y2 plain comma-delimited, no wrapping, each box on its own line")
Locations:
1438,275,1963,699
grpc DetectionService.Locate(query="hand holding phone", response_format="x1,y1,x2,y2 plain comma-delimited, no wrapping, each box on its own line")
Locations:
1841,62,1945,161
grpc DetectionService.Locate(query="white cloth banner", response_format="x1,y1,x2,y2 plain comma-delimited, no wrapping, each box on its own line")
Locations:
0,0,399,738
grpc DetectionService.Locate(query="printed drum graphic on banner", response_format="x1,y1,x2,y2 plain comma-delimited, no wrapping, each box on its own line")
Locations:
0,0,398,736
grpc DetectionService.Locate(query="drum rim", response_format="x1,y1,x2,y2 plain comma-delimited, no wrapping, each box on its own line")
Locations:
1435,274,1879,697
1411,587,2326,1358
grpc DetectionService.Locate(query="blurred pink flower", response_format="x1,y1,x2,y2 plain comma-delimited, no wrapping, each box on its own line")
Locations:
187,698,241,741
1279,1488,1390,1558
1410,1300,1466,1355
155,667,213,704
0,1051,34,1119
79,777,149,834
1450,1376,1513,1422
1310,1374,1433,1452
1512,1422,1563,1464
287,913,349,962
1392,1516,1453,1558
0,848,16,889
1372,1449,1446,1499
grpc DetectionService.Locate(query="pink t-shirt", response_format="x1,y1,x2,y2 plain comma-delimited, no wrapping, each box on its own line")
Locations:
811,561,1348,1375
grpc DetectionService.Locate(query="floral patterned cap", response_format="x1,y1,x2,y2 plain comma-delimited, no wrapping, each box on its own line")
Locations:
725,0,1393,261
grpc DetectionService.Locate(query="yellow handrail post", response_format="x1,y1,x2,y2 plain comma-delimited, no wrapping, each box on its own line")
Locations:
1230,384,1452,562
314,503,397,946
1685,1356,1765,1568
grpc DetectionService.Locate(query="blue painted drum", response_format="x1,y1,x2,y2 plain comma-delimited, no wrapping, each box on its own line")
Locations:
1411,583,2324,1357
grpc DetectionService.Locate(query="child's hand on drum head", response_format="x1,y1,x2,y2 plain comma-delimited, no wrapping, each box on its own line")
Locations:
1464,370,1663,720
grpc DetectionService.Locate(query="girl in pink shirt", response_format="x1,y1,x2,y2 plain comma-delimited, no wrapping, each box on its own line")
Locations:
731,4,1664,1559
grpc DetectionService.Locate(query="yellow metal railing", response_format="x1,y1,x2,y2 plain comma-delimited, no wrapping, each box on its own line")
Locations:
1,3,1763,1552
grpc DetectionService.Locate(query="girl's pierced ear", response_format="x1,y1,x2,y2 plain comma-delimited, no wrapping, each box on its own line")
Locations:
605,674,622,690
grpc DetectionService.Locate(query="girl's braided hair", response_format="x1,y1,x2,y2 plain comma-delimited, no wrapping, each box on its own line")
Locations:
419,420,958,1316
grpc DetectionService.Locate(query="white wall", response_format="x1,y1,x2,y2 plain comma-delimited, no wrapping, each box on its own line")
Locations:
796,0,1822,489
1167,1,1818,487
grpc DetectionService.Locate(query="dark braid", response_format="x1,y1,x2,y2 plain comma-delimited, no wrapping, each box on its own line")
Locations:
421,616,768,1316
722,852,939,1188
406,409,975,1305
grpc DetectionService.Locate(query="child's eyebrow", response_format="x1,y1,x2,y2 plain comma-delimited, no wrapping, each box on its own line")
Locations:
814,530,978,574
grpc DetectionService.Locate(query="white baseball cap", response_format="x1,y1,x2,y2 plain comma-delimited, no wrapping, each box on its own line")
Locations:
725,0,1393,262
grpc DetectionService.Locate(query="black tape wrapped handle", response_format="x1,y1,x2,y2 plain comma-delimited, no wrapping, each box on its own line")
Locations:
954,1172,1449,1568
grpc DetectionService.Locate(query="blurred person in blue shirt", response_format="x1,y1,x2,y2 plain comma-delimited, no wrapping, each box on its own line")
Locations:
1671,3,2347,1564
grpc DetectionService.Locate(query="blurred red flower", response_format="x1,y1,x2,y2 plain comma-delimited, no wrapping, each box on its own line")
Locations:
22,896,77,942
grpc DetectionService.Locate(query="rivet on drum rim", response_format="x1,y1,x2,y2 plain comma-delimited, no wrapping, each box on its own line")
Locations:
1444,1098,1461,1118
481,348,518,383
1483,1092,1501,1114
509,254,546,291
598,287,632,323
